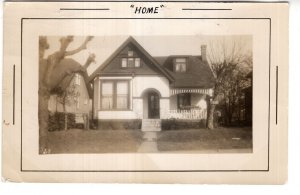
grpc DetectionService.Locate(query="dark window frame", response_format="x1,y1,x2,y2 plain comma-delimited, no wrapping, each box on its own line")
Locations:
120,57,142,69
177,93,191,110
173,58,187,73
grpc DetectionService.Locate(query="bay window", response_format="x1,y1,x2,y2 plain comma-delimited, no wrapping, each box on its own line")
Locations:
101,80,130,110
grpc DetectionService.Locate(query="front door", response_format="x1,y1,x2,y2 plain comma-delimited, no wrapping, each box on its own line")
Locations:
148,92,160,119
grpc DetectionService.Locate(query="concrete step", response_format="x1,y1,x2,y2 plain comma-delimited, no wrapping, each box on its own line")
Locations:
142,119,161,132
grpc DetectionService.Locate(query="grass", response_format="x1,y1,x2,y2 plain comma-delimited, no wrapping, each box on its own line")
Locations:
47,127,252,154
48,129,143,153
157,127,252,152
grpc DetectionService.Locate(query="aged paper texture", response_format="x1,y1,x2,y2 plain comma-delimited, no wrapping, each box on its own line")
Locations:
2,1,288,183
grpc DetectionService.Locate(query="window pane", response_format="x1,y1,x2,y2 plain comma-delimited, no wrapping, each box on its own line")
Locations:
135,58,140,67
116,82,128,95
181,64,186,72
175,64,180,72
101,82,113,110
128,51,133,57
121,58,127,67
178,93,191,109
102,97,113,109
116,82,128,109
102,82,113,95
128,58,134,67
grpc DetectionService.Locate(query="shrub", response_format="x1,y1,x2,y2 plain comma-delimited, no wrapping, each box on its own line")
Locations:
48,112,76,131
161,119,206,130
96,120,142,130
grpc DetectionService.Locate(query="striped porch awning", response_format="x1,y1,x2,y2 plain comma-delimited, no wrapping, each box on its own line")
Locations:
170,88,213,96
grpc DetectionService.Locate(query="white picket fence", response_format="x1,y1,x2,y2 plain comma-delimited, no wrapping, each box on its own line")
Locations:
168,109,207,120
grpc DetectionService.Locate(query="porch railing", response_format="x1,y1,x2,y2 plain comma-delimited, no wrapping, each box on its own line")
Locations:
167,109,207,120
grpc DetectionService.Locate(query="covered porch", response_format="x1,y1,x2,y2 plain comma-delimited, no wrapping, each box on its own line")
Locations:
167,88,213,120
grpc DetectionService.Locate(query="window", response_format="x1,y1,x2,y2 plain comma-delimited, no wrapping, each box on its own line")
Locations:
128,58,134,67
84,98,88,105
75,74,81,85
135,58,140,67
101,81,130,110
174,58,187,72
116,82,128,109
101,82,113,110
121,58,141,68
177,93,191,109
121,58,127,68
128,50,134,57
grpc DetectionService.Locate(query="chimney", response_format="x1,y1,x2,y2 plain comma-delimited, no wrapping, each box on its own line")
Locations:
201,45,207,62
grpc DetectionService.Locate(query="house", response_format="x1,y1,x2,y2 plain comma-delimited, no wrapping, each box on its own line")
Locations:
48,72,93,127
89,36,215,130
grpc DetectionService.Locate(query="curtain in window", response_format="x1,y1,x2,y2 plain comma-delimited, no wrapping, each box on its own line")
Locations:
102,82,113,109
116,82,128,109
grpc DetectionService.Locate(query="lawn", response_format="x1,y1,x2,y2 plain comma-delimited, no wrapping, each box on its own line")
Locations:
47,127,252,154
157,127,252,152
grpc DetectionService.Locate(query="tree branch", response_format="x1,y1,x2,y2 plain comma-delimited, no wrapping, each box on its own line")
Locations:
65,36,94,56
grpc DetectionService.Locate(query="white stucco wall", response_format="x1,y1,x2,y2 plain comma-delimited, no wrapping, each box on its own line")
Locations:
160,99,170,119
95,76,170,119
132,76,170,97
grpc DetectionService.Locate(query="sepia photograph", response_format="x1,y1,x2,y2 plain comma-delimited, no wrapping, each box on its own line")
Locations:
2,1,288,183
39,35,253,154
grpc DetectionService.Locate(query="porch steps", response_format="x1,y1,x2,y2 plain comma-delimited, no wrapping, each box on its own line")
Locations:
142,119,161,132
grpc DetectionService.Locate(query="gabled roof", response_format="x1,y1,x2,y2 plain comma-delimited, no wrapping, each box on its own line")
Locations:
57,72,93,98
154,55,215,88
89,36,174,82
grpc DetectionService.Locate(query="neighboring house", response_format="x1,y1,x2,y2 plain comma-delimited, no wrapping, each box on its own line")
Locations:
48,72,93,123
89,36,215,130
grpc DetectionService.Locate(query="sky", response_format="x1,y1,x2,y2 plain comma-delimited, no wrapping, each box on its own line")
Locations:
44,35,252,75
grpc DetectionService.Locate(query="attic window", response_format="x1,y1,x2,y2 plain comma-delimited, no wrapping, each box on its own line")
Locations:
121,57,141,68
174,58,187,72
128,50,134,57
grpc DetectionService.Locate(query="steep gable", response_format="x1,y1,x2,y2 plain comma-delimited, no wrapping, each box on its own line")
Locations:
89,36,174,81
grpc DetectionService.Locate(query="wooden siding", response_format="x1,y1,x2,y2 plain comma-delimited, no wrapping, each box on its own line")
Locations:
101,44,162,76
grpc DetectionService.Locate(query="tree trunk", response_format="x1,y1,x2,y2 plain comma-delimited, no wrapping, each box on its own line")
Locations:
38,87,50,154
207,103,216,129
63,99,67,131
64,113,68,130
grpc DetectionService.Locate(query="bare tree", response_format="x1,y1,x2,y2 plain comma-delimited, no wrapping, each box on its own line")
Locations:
55,81,80,131
39,36,95,154
207,38,252,129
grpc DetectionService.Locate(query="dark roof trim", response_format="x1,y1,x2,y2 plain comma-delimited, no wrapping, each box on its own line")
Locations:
88,36,174,82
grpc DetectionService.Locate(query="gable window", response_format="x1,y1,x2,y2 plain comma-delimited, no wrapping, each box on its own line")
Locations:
177,93,191,109
121,58,127,68
101,80,130,110
174,58,187,73
128,50,134,57
121,58,141,68
128,58,134,67
135,58,140,67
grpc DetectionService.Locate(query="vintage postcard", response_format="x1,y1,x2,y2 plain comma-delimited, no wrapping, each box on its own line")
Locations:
2,1,288,183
